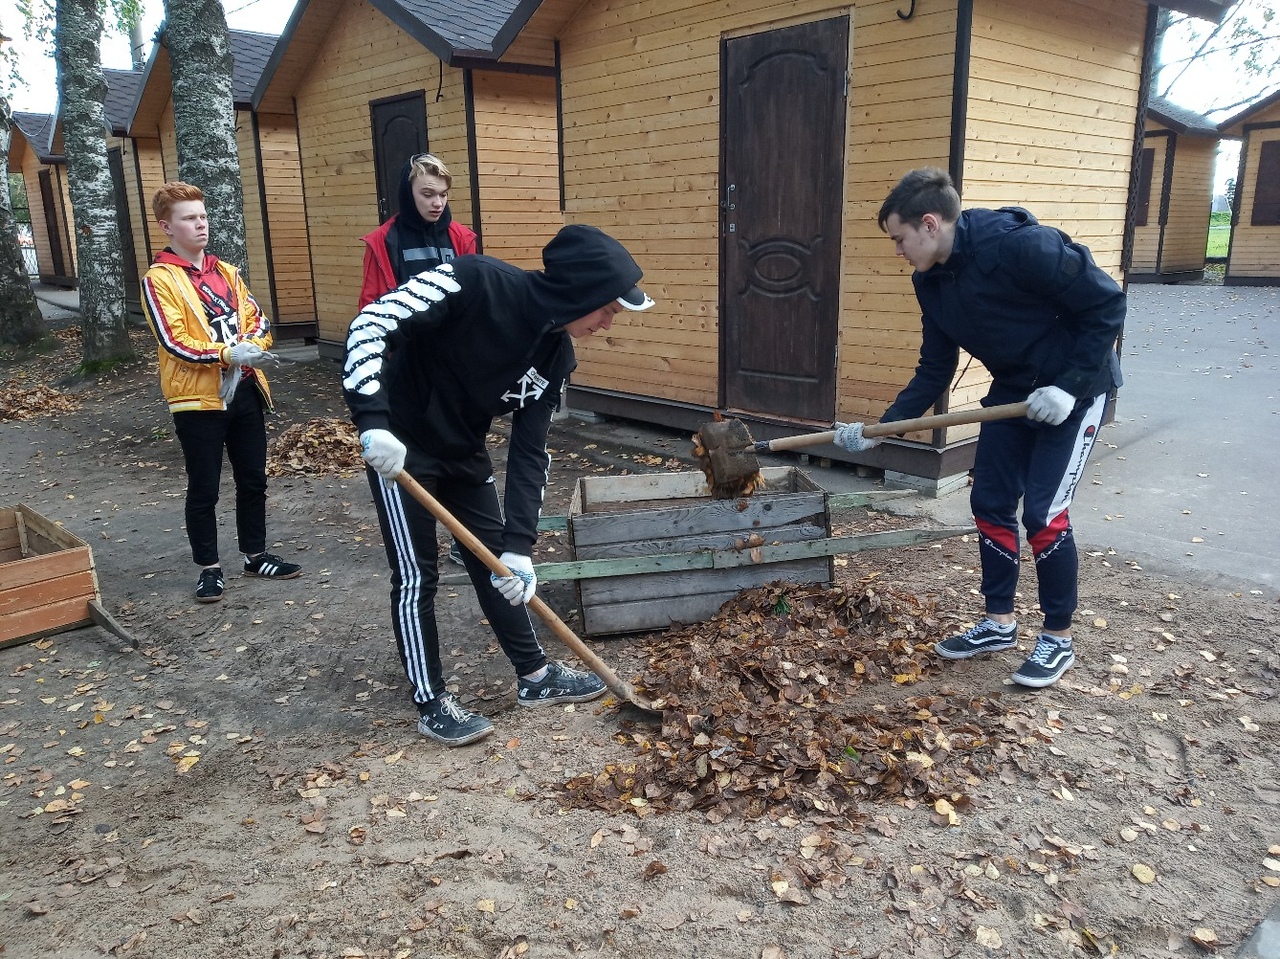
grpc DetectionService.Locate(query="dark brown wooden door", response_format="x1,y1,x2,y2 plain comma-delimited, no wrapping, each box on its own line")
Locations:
369,92,428,224
721,16,848,422
108,147,141,314
37,169,68,279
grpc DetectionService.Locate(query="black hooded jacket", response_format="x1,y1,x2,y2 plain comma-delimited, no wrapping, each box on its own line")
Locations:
343,224,644,553
883,207,1125,423
385,158,460,285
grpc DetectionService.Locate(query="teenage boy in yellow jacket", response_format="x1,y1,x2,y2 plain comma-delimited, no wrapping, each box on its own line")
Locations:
141,181,302,603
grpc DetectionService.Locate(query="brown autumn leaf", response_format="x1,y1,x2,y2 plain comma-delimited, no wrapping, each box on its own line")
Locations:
642,860,667,881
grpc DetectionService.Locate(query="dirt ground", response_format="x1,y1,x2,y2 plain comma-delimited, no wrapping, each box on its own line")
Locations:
0,327,1277,959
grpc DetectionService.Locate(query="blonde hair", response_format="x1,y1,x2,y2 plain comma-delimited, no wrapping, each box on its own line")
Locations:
153,181,204,222
408,153,453,189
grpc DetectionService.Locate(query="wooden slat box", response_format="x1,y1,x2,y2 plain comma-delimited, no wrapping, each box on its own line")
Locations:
567,467,832,636
0,506,100,649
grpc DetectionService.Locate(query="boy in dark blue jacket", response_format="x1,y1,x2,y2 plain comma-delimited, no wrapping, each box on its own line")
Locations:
344,224,654,745
834,168,1125,688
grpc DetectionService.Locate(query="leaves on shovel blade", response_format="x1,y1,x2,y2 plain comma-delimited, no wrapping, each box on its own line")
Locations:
267,417,363,476
563,580,1041,825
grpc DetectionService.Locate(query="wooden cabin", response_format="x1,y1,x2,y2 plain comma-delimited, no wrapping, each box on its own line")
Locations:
253,0,563,352
1219,89,1280,286
7,111,76,287
475,0,1237,488
1130,96,1218,284
128,28,317,338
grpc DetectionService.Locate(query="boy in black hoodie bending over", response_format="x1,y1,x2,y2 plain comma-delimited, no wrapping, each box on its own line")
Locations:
343,224,655,746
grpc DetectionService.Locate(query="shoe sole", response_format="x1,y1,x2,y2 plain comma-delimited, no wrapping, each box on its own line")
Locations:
517,686,609,707
243,570,303,579
1011,653,1076,688
934,638,1016,660
417,722,495,746
196,594,223,603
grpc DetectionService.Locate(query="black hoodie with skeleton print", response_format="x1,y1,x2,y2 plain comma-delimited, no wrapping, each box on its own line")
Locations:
343,224,645,554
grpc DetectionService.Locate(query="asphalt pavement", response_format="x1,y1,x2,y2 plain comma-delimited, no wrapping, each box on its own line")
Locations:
29,279,1279,598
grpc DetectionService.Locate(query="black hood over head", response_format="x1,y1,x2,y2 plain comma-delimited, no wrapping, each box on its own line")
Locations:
395,158,454,236
528,224,644,326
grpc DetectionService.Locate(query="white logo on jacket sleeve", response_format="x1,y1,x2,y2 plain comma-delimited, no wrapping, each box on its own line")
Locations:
501,368,551,407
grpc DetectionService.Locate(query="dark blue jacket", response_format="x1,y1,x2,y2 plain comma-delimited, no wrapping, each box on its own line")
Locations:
882,207,1125,423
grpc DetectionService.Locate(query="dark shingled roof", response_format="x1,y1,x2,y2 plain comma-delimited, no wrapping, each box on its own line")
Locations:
1148,95,1218,137
102,68,145,135
367,0,535,61
10,111,59,161
230,29,279,105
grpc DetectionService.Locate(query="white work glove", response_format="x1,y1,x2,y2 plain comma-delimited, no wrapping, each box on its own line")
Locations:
833,422,883,453
225,342,279,368
490,552,536,606
219,365,243,404
1027,386,1076,426
359,429,407,480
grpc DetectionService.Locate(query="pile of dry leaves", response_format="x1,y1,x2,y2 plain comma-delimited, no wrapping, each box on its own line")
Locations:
267,416,362,476
0,383,79,421
565,580,1047,827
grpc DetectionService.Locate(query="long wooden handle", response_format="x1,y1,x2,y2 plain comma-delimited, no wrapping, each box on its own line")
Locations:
393,470,656,712
759,402,1030,452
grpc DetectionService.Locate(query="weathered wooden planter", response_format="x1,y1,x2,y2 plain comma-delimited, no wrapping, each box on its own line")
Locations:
0,506,101,649
566,467,833,636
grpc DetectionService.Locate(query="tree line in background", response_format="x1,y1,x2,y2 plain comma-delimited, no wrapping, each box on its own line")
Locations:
0,0,247,373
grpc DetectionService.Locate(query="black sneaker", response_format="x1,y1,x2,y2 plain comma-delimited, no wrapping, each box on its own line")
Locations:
935,618,1017,659
243,552,303,579
517,661,607,707
447,541,466,566
417,694,495,746
1011,634,1075,688
195,566,224,603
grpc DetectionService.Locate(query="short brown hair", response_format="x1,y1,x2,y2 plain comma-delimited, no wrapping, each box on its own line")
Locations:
408,153,452,190
878,168,961,231
153,181,204,222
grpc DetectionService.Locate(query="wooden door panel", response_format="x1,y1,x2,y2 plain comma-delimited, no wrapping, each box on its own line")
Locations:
369,93,428,224
722,16,848,422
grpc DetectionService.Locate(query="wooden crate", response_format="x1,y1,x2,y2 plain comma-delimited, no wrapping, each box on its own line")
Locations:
0,505,101,649
568,467,832,636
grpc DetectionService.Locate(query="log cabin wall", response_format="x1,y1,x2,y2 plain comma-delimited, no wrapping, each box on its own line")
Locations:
255,112,317,331
468,71,562,268
1224,101,1280,285
9,129,75,286
236,111,272,297
291,0,472,345
1159,131,1214,275
115,137,162,278
1130,131,1168,274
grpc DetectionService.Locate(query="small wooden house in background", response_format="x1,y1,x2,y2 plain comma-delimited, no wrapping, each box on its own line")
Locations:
253,0,563,351
1219,89,1280,286
7,111,76,287
128,28,317,339
1130,96,1218,284
487,0,1235,489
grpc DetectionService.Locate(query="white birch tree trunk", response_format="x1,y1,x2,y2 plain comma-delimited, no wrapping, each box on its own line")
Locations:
54,0,135,369
163,0,249,274
0,97,47,347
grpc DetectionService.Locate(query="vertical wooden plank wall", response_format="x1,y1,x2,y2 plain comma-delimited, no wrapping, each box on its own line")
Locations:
1161,134,1214,273
293,0,471,344
236,111,272,299
1130,131,1168,273
257,113,316,325
1227,111,1280,281
469,72,562,268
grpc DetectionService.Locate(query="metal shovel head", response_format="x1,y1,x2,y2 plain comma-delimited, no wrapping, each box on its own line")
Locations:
693,418,761,497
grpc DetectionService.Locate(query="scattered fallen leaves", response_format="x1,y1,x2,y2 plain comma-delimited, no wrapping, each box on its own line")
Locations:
1132,863,1157,884
267,417,362,475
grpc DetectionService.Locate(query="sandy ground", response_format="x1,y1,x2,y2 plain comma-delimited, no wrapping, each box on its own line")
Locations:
0,328,1277,959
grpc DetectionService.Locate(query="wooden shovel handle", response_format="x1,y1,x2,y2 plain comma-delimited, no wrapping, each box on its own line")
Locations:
393,470,656,712
760,402,1029,452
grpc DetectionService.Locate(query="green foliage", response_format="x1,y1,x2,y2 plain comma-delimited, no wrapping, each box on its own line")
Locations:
1206,222,1231,258
8,174,30,223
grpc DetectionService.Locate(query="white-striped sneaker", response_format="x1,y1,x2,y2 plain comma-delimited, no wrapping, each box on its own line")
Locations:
243,552,302,579
1011,634,1075,688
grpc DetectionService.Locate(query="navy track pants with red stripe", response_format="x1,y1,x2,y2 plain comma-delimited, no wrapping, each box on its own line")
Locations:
969,393,1107,632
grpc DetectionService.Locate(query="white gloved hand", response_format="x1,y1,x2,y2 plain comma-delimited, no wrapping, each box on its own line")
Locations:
359,429,407,479
833,422,883,453
1027,386,1076,426
490,552,536,606
225,341,266,368
219,365,243,404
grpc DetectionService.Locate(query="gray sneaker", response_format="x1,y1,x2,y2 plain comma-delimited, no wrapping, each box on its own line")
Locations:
935,618,1017,659
417,694,494,746
517,661,607,707
447,541,466,566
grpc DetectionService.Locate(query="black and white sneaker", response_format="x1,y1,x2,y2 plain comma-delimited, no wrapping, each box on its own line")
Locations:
243,552,302,579
935,618,1018,660
1011,634,1075,688
447,541,466,566
417,694,495,746
195,566,224,603
517,661,607,707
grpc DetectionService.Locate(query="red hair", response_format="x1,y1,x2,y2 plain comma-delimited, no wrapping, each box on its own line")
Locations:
152,181,204,222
